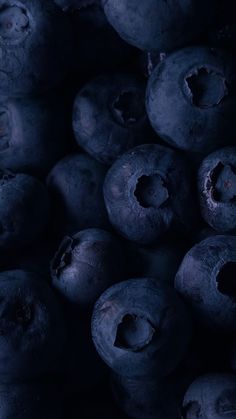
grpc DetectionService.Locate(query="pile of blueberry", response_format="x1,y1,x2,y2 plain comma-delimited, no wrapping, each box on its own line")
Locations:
0,0,236,417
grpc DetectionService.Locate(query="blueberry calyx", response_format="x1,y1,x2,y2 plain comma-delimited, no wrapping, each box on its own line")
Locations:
185,67,228,109
51,236,77,278
111,90,145,126
216,262,236,299
134,173,169,209
0,3,30,44
114,313,156,352
211,162,236,203
0,108,10,151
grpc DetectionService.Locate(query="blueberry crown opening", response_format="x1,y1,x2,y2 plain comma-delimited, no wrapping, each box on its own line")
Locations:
112,90,145,126
186,67,227,109
211,162,236,203
217,262,236,299
51,236,78,278
114,313,156,352
134,174,169,209
0,3,30,43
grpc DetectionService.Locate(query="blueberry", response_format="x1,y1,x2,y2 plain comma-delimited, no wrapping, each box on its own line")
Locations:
0,270,66,380
0,170,50,250
91,278,192,379
0,381,63,419
73,74,149,165
111,372,186,419
103,144,198,244
47,153,109,236
102,0,215,52
146,47,236,154
198,147,236,233
182,374,236,418
0,0,74,96
0,94,68,176
51,228,125,307
175,235,236,332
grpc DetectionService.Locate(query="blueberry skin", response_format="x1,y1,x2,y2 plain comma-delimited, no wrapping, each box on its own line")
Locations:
198,147,236,233
47,153,109,236
182,374,236,418
175,235,236,333
0,382,63,419
0,94,68,176
146,47,236,154
102,0,214,52
73,74,149,165
0,270,66,381
0,0,73,96
111,373,186,419
103,144,198,244
51,228,125,307
0,171,50,250
91,278,192,379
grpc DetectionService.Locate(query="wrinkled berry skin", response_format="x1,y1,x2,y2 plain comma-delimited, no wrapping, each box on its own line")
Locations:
111,372,186,419
0,270,66,381
103,144,198,244
0,171,50,250
175,235,236,333
0,94,68,176
51,228,125,307
47,153,109,236
0,382,63,419
182,374,236,419
73,74,149,165
92,278,192,379
198,147,236,233
0,0,73,96
102,0,214,52
146,47,236,154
